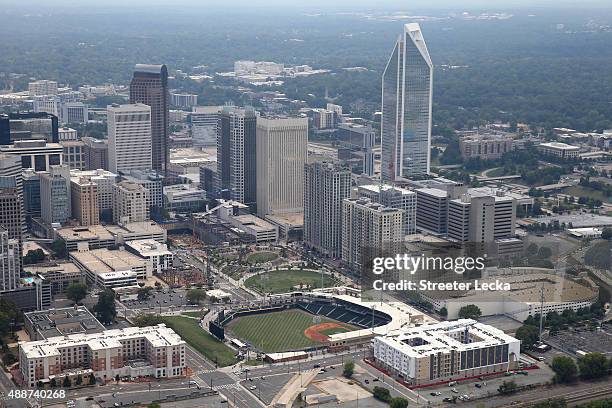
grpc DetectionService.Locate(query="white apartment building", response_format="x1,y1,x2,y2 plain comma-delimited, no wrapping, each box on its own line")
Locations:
373,319,520,385
358,184,417,235
28,80,58,96
33,96,60,117
170,93,197,108
341,197,403,272
303,162,352,258
256,116,308,217
107,104,152,174
113,181,150,224
190,106,221,147
70,169,118,213
20,324,185,387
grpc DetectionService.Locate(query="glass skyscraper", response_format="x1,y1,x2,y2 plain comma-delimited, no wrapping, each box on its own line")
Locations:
381,23,433,181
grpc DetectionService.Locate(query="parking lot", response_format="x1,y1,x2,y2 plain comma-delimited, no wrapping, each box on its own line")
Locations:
122,288,192,310
545,326,612,357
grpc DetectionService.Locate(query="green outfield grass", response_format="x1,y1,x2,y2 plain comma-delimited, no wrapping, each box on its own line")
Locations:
162,316,238,367
226,309,337,352
246,251,279,264
244,269,337,294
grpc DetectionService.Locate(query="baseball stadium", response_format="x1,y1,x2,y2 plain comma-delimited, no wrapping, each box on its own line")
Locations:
209,287,434,354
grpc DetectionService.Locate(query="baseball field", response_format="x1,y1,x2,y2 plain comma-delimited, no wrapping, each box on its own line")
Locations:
226,309,355,353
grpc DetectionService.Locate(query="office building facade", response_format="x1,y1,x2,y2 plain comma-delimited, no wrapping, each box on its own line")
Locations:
358,184,417,235
107,104,152,174
129,64,169,173
381,23,433,181
40,165,71,225
113,181,150,224
256,116,308,217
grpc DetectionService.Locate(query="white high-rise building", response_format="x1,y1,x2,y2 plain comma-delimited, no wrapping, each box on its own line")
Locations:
341,197,403,272
113,181,150,224
190,106,222,147
381,23,433,181
256,116,307,217
107,104,152,174
28,80,58,96
303,162,352,258
61,102,89,124
357,184,417,235
33,96,60,117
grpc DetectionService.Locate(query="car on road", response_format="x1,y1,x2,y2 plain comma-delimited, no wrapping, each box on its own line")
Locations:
430,392,442,396
451,388,459,393
475,383,482,388
249,385,257,390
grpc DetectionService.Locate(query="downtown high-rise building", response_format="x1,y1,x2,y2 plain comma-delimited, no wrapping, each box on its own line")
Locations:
341,197,403,272
303,162,352,258
381,23,433,181
113,181,150,224
0,153,25,234
0,183,23,277
217,106,258,209
0,227,19,291
129,64,169,173
357,184,417,236
40,165,72,225
256,116,308,217
107,104,152,174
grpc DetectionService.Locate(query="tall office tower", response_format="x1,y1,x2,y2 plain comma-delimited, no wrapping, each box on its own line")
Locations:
39,165,71,225
217,106,257,207
0,227,19,291
381,23,433,181
341,197,403,272
70,177,99,226
129,64,169,173
0,185,23,274
28,80,58,96
107,104,152,174
415,188,449,235
303,162,352,258
23,169,41,221
82,137,109,170
191,106,222,147
256,117,308,217
0,153,25,233
112,181,150,224
357,184,417,235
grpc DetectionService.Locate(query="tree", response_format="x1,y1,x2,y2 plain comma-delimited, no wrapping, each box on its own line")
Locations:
66,283,88,304
23,249,45,264
115,374,120,382
62,376,71,388
75,375,83,385
498,380,518,395
186,288,207,305
50,378,57,388
50,239,68,258
439,307,448,317
551,356,578,383
147,404,162,408
578,352,609,380
133,313,164,327
343,361,354,378
602,227,612,240
458,304,482,320
372,386,391,403
94,289,117,324
390,397,409,408
88,372,96,385
515,324,539,351
137,287,153,301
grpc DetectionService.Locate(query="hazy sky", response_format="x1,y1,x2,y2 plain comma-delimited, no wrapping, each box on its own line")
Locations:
2,0,611,10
